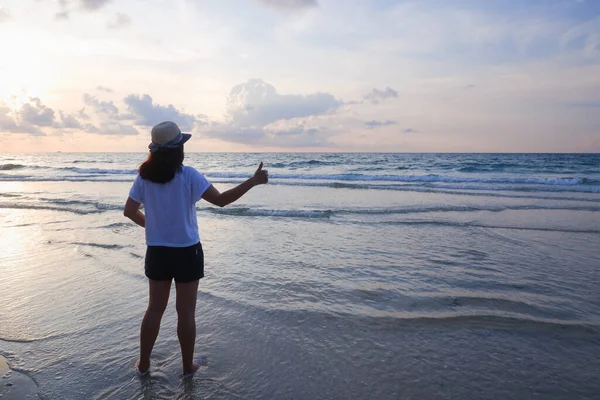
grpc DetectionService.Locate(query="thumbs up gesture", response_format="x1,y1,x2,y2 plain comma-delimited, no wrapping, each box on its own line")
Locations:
252,162,269,185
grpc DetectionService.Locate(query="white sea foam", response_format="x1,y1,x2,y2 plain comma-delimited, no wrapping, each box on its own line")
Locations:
205,172,591,186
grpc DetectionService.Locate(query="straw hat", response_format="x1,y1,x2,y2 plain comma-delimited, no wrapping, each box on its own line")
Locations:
148,121,191,153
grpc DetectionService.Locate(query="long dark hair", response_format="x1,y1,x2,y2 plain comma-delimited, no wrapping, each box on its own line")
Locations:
139,146,184,183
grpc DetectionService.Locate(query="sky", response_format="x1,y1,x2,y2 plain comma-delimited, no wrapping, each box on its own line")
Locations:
0,0,599,152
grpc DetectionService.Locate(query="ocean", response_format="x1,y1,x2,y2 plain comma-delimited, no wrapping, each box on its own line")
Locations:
0,152,599,399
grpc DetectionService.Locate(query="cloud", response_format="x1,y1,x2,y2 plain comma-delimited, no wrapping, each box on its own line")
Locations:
195,113,209,126
205,125,265,145
0,105,45,136
97,122,139,135
83,124,99,134
0,6,11,22
53,0,113,20
124,94,196,131
83,94,119,115
53,0,70,20
54,111,83,129
107,13,131,29
20,98,56,127
269,124,318,137
364,120,397,129
0,106,23,132
54,11,70,20
253,0,317,10
264,124,331,147
1,96,140,137
81,94,140,134
77,108,91,120
207,121,333,147
203,79,343,147
80,0,112,11
226,79,342,126
73,121,138,136
363,87,398,104
96,86,113,93
83,94,135,120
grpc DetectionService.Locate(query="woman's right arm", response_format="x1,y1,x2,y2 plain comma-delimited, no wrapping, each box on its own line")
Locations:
202,162,268,207
123,197,146,227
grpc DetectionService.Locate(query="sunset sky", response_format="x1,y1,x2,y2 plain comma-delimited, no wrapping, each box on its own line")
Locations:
0,0,599,152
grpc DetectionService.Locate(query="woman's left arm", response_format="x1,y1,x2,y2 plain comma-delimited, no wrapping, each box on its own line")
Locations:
201,162,268,207
124,197,146,228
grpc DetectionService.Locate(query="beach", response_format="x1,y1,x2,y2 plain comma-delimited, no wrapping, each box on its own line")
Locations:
0,152,599,399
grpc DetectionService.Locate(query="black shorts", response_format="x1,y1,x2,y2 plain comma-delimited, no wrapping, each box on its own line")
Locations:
145,242,204,283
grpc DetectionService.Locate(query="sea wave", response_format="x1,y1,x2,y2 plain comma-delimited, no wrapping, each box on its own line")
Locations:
204,207,333,218
2,197,599,218
355,220,600,234
202,292,600,337
59,167,136,174
338,204,600,214
270,159,340,168
360,313,600,337
205,172,596,186
0,200,121,215
0,203,105,215
0,175,132,183
71,242,130,250
0,165,135,174
1,165,598,189
200,204,600,219
38,198,123,210
97,222,133,229
72,160,113,164
211,178,600,194
6,197,600,218
1,172,599,197
0,163,26,170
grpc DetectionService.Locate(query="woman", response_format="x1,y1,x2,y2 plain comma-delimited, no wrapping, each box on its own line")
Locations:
123,121,268,376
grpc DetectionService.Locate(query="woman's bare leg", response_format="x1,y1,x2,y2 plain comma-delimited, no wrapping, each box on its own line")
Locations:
138,279,172,373
175,280,199,375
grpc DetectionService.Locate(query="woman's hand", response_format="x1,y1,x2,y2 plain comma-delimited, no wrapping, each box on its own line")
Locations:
202,162,269,207
252,162,269,186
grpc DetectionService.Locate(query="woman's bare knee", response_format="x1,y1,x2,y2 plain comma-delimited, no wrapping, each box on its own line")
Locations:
175,301,195,317
148,301,168,315
147,279,172,315
175,280,198,317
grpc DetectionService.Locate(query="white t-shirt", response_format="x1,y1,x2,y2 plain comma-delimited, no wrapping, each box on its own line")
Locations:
128,165,212,247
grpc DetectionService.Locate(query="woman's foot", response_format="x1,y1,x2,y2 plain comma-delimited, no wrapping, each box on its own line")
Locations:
136,359,150,376
182,362,199,377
